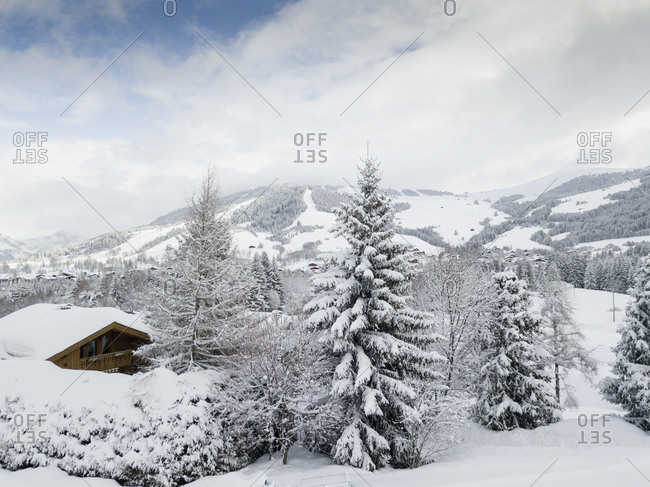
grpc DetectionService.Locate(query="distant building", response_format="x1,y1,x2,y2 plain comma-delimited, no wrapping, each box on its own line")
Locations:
0,304,150,374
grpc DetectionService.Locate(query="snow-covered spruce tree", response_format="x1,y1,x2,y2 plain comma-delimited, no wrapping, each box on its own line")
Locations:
136,166,250,372
247,252,285,311
603,256,650,430
261,252,284,309
540,262,597,407
474,271,559,430
248,254,268,311
304,157,440,470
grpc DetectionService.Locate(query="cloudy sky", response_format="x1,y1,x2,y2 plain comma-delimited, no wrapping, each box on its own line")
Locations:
1,0,649,241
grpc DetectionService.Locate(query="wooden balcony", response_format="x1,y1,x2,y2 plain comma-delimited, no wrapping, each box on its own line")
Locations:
80,350,132,372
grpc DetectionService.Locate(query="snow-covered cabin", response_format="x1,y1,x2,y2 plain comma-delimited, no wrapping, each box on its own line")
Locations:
0,304,150,374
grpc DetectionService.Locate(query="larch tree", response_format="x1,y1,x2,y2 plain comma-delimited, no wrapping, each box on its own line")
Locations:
304,157,441,470
474,271,559,431
137,166,250,373
540,262,597,407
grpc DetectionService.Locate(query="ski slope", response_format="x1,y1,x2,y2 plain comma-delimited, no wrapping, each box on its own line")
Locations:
551,179,640,214
234,188,443,267
393,193,508,243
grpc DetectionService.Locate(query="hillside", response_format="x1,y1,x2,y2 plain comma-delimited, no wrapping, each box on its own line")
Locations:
3,166,650,278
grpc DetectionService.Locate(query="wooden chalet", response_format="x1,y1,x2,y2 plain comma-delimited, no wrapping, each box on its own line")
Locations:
0,303,150,374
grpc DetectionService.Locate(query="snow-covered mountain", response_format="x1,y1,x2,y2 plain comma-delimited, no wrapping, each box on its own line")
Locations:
2,166,650,276
468,165,626,203
0,232,73,263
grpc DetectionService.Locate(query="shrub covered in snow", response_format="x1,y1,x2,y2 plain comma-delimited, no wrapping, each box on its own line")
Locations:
232,312,332,465
0,369,255,487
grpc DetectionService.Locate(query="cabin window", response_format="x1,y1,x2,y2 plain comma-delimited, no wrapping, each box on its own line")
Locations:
88,340,96,357
102,335,109,354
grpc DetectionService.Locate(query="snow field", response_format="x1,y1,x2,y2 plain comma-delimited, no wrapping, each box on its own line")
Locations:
551,179,641,215
486,226,550,250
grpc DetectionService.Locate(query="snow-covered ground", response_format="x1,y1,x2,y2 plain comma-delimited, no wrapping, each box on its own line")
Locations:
2,288,648,486
485,226,550,250
394,193,508,244
551,231,571,242
575,235,650,252
469,166,626,204
551,179,640,215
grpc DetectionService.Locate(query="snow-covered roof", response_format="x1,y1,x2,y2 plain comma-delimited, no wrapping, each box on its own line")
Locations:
0,304,149,361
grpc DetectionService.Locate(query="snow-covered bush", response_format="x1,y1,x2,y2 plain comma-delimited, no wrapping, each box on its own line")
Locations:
233,312,331,464
394,389,471,468
0,369,253,487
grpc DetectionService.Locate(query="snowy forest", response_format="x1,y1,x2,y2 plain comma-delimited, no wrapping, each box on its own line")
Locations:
2,159,650,486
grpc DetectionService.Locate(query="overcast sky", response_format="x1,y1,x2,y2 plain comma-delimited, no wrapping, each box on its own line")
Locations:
1,0,649,241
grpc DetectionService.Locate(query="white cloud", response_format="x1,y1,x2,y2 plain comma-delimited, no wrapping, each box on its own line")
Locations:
1,0,649,240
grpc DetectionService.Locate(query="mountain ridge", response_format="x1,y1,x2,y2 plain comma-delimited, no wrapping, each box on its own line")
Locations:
3,166,650,273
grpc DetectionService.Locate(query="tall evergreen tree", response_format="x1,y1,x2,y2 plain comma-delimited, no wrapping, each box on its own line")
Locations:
603,256,650,430
108,273,128,308
474,271,559,430
247,252,284,311
247,254,268,311
569,253,587,288
262,252,284,308
137,167,250,372
304,157,440,470
583,260,598,290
